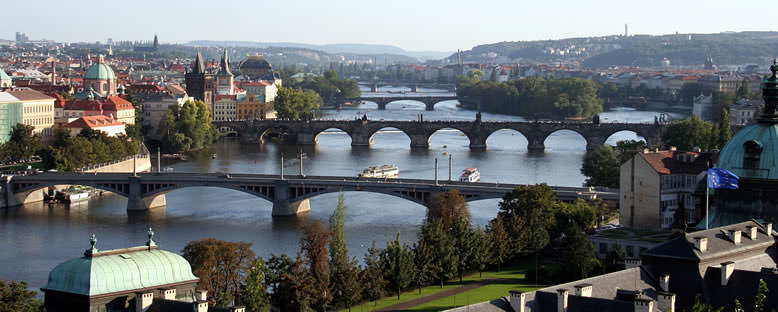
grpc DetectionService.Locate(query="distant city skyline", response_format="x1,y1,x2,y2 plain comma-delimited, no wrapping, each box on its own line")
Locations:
3,0,773,52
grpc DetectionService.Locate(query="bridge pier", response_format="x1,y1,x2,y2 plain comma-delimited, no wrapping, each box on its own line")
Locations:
376,100,388,110
468,135,487,151
527,136,546,152
411,85,418,93
296,131,318,145
409,134,430,149
424,100,435,111
585,136,606,151
127,177,166,211
351,133,373,147
370,84,378,92
272,180,311,216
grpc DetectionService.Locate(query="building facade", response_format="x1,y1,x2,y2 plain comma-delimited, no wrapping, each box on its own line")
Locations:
82,55,117,97
0,89,55,143
620,149,712,229
184,50,214,111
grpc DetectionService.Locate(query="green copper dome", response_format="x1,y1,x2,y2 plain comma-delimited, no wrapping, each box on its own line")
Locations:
717,124,778,180
42,246,198,296
84,57,116,81
0,68,10,80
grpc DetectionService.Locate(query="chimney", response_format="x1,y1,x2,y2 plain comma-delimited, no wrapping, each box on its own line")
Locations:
159,288,176,300
634,297,654,312
670,146,677,151
657,292,676,312
694,237,708,252
196,290,208,302
721,261,735,286
557,289,569,312
766,223,774,236
659,274,670,292
509,290,526,312
231,307,246,312
135,292,154,312
574,284,593,297
625,258,642,269
643,148,650,154
729,230,742,245
194,301,208,312
747,226,758,240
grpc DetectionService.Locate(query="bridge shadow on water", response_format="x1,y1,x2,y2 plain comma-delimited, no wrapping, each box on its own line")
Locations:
127,208,166,224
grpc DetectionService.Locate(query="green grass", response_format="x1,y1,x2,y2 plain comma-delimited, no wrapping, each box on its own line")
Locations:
344,260,552,312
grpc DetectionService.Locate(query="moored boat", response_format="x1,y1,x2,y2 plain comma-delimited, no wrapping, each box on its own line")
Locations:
459,168,480,182
358,164,399,178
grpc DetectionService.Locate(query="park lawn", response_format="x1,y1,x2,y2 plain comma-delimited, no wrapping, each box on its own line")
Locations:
344,259,552,312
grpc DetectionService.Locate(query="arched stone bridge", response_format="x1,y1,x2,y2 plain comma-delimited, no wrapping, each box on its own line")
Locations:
1,173,616,216
214,119,665,151
345,95,459,111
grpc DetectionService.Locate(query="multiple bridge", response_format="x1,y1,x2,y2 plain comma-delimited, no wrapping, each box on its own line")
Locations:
213,119,664,151
358,81,457,92
345,95,459,111
1,172,617,216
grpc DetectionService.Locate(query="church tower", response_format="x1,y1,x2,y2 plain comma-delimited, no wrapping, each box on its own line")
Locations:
185,49,214,109
153,34,159,51
216,48,234,95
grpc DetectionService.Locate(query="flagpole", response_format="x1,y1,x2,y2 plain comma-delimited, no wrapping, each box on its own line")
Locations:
706,181,709,230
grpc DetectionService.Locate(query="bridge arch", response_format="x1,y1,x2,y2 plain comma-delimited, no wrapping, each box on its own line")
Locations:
368,127,411,147
384,99,426,110
291,188,429,207
603,129,647,146
427,127,472,149
142,183,274,203
484,128,530,151
544,128,588,151
314,127,353,146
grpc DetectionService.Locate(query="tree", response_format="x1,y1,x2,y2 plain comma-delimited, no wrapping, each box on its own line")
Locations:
421,219,458,287
736,78,750,99
328,193,363,311
603,243,626,273
0,280,45,312
558,229,600,280
580,145,621,188
243,257,270,312
615,140,647,163
300,220,332,311
381,233,415,299
286,252,315,312
662,116,714,151
362,241,386,306
158,100,218,153
487,215,512,272
1,124,41,161
426,190,471,228
754,279,769,312
470,226,493,278
267,254,295,310
411,240,434,294
496,184,556,255
181,239,256,306
451,217,475,282
717,108,732,149
274,87,322,119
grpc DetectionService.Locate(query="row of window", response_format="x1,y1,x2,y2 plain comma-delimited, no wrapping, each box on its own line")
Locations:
24,105,53,114
24,117,53,125
661,174,697,190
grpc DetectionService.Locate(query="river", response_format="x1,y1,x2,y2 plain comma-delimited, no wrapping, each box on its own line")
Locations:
0,88,684,291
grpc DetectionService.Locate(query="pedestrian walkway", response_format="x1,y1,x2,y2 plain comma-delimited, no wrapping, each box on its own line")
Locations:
374,278,513,311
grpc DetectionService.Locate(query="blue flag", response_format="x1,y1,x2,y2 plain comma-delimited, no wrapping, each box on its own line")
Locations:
708,168,739,189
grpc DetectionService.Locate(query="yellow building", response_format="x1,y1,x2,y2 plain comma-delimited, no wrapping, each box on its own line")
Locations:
0,89,55,143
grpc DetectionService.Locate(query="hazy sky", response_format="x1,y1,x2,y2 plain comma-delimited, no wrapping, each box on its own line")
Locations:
3,0,773,52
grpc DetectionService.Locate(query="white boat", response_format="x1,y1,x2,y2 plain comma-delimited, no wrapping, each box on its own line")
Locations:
358,164,399,178
58,187,90,203
459,168,480,182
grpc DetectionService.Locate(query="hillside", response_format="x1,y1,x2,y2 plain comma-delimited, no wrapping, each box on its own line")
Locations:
453,31,778,67
186,40,450,60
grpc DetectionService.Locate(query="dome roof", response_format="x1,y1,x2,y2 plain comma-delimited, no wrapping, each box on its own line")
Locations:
0,68,10,80
84,57,116,81
239,55,271,70
42,246,198,296
717,123,778,180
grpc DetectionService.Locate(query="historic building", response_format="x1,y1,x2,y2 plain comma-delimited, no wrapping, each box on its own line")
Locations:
0,89,55,143
620,148,713,229
63,115,127,137
216,49,235,96
56,94,135,126
184,50,214,111
237,55,274,80
41,229,244,312
82,55,117,97
133,34,159,53
236,92,274,120
0,68,11,89
710,61,778,227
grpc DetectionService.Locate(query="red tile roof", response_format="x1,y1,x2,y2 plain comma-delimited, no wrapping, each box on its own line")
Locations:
639,150,713,175
64,115,124,129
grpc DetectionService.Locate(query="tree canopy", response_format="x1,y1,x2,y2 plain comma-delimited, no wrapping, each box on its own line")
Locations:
181,238,255,306
273,87,322,119
158,99,218,152
581,145,621,188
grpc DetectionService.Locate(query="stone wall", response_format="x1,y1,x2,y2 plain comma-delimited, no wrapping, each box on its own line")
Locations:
83,155,152,173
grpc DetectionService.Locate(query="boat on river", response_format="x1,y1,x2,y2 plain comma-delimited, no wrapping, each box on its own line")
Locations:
358,164,399,178
459,168,480,182
56,186,91,203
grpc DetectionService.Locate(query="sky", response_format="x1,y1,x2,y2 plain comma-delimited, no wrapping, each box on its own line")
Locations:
3,0,775,52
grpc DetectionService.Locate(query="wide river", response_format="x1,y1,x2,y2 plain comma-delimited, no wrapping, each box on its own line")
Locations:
0,88,683,291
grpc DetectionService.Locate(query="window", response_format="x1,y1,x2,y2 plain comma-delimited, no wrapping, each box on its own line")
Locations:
744,140,762,169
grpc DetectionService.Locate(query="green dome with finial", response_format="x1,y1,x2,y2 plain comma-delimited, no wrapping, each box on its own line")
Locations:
84,55,116,81
717,59,778,179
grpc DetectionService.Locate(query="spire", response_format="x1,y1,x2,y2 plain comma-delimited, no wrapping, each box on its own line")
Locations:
218,48,232,76
153,34,159,49
760,59,778,123
84,234,99,256
192,49,205,74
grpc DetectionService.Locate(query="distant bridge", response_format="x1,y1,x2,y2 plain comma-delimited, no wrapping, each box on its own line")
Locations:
213,119,664,151
1,173,616,216
344,95,459,110
358,81,457,92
